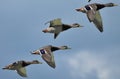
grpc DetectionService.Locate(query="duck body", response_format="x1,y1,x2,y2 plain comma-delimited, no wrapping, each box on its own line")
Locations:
2,60,42,77
76,3,118,32
31,45,71,68
43,18,82,39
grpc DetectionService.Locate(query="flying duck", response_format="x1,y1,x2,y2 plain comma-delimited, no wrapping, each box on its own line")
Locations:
42,18,83,39
31,45,71,68
76,3,118,32
2,60,42,77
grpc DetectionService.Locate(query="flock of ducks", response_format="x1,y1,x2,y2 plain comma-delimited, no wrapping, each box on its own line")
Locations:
2,0,118,77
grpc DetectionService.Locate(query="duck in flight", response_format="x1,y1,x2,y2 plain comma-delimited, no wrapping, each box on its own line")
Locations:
31,45,71,68
42,18,83,39
2,60,42,77
76,3,118,32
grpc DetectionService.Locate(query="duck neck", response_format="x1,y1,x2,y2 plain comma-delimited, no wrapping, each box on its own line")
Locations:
21,61,31,67
51,46,60,52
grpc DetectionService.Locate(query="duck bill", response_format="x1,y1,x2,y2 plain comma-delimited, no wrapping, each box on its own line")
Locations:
79,25,84,27
114,4,118,6
67,47,71,49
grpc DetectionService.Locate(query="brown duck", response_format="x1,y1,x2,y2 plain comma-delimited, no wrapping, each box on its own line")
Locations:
76,3,118,32
31,45,71,68
2,60,42,77
42,18,83,39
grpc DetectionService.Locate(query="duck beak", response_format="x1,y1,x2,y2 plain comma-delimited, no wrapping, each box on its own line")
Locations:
67,47,71,49
114,4,119,6
79,25,84,27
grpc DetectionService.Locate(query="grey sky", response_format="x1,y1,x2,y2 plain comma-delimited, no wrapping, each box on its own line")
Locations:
0,0,120,79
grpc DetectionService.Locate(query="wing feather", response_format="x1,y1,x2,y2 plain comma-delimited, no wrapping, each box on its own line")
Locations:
16,67,27,77
93,11,103,32
50,18,62,27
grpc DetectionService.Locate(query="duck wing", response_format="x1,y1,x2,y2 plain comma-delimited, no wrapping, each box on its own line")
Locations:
87,10,103,32
87,10,96,22
50,18,62,27
16,67,27,77
41,49,56,68
92,11,103,32
49,18,63,39
54,32,60,39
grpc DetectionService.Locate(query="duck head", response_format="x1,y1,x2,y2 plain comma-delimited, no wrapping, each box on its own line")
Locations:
72,23,83,28
105,3,118,7
59,46,71,50
30,60,42,64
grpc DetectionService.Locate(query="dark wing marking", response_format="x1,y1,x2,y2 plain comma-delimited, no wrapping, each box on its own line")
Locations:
62,24,71,31
54,32,60,39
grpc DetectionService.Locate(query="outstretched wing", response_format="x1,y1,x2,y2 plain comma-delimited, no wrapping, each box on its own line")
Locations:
87,10,103,32
92,11,103,32
50,18,62,27
16,67,27,77
54,32,60,39
87,10,96,22
41,49,56,68
46,52,56,68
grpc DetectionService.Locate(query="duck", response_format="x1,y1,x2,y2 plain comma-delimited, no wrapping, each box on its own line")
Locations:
30,45,71,68
76,3,118,32
42,18,83,39
2,60,42,77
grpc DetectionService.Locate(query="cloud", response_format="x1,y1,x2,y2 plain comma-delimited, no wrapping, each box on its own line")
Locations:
67,50,120,79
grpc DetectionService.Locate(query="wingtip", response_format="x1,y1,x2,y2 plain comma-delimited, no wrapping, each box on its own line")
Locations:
88,0,91,2
2,68,6,70
99,29,103,32
51,66,56,69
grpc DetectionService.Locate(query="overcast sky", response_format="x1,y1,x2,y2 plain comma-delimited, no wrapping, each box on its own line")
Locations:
0,0,120,79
